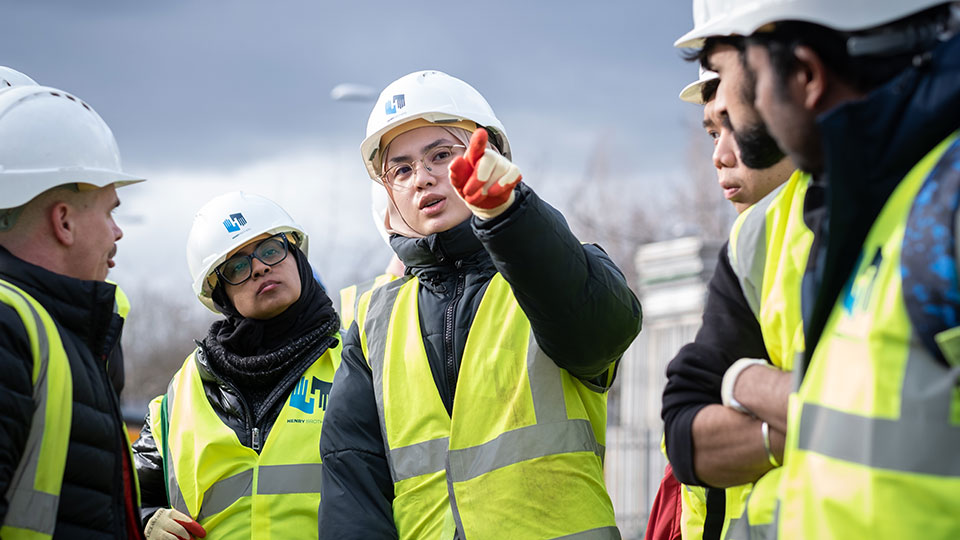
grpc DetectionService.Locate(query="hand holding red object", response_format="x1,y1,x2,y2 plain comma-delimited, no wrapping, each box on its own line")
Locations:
448,128,522,219
144,508,207,540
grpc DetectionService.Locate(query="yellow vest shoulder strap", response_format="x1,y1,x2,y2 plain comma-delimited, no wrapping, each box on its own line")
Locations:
0,280,72,540
728,181,789,319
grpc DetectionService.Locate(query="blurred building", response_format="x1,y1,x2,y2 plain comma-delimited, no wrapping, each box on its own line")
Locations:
605,236,721,539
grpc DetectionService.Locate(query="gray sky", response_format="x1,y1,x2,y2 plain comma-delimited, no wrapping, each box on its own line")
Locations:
3,0,706,299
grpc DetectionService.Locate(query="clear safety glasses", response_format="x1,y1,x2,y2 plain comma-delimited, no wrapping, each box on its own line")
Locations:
378,144,466,190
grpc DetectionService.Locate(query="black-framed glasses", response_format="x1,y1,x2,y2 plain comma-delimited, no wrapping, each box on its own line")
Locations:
215,233,289,286
378,144,466,189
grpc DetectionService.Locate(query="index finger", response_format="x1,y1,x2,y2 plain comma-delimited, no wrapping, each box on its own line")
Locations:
465,128,488,165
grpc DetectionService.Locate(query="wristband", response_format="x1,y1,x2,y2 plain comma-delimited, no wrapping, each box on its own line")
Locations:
761,421,781,467
720,358,768,416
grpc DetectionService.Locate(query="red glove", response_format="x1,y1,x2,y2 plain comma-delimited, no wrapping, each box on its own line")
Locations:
144,508,207,540
448,128,522,219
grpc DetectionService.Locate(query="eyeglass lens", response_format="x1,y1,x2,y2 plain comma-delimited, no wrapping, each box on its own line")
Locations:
218,235,288,285
384,145,465,188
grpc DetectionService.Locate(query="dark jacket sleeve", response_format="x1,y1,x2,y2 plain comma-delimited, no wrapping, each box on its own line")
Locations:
0,305,35,523
661,245,768,485
472,184,643,380
132,408,169,525
318,323,397,539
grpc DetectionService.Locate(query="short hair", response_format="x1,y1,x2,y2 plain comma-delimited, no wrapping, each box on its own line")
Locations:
701,78,720,103
746,4,954,96
681,36,746,71
0,183,81,232
683,36,755,105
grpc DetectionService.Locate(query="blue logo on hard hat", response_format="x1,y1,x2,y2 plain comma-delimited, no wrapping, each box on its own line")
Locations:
222,213,247,233
384,94,405,115
289,376,333,414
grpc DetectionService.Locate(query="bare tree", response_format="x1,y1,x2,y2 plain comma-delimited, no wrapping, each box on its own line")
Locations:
564,124,732,291
120,284,218,408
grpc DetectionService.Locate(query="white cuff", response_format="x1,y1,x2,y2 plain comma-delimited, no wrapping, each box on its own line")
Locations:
720,358,768,417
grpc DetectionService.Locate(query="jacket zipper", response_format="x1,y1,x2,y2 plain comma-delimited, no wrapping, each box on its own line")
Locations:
443,260,465,413
197,346,259,453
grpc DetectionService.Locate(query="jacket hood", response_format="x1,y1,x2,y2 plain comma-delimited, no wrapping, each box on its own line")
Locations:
806,32,960,355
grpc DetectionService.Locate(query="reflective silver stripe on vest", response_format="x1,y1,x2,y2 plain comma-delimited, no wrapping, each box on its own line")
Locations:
364,276,608,538
797,342,960,475
196,469,253,522
165,355,324,522
257,463,323,495
528,337,567,424
725,517,772,540
553,526,621,539
0,282,59,536
390,437,449,482
363,278,415,484
163,375,190,517
446,330,601,483
729,183,786,319
447,419,602,482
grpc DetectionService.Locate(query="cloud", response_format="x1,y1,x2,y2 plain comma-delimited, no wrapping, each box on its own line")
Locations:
109,144,391,305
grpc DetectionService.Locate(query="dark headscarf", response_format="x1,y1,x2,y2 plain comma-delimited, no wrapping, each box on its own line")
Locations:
209,243,338,357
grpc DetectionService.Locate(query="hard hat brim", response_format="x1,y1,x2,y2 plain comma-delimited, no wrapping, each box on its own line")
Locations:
0,169,145,209
679,80,708,104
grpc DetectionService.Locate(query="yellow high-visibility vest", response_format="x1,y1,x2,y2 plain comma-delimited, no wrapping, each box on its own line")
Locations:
338,273,397,331
775,132,960,539
357,274,619,539
151,339,342,540
678,171,812,540
0,280,73,540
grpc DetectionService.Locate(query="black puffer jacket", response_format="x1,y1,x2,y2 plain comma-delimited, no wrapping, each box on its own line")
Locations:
0,246,141,539
132,321,340,525
318,184,643,538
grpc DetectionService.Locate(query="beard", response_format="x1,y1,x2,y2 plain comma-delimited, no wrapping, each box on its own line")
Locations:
735,120,787,170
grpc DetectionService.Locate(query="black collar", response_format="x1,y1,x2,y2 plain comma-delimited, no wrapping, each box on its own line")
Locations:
0,245,119,353
805,33,960,354
390,218,491,279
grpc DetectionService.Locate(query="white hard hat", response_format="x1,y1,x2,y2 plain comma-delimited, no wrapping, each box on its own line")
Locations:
360,70,511,181
186,191,309,313
0,66,37,88
675,0,951,49
0,85,144,209
679,66,721,104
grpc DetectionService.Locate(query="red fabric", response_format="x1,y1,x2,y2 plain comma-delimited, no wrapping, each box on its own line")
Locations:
644,463,683,540
173,516,207,539
120,444,147,540
448,129,522,209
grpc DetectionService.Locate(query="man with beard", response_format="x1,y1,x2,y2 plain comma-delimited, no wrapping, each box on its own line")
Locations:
680,1,960,537
660,24,809,540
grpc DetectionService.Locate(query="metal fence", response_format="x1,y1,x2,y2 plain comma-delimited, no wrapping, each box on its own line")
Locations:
605,237,720,538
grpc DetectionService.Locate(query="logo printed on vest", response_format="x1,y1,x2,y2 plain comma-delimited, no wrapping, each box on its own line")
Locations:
842,248,883,315
384,94,405,115
222,213,247,233
288,375,332,414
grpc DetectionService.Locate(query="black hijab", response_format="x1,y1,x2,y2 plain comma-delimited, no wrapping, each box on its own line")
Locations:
209,243,338,357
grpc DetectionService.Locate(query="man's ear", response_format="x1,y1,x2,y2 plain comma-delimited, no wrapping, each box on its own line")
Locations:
49,201,76,247
792,45,829,112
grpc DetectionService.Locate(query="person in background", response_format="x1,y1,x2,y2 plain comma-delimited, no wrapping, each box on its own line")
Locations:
133,191,342,540
0,82,146,539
